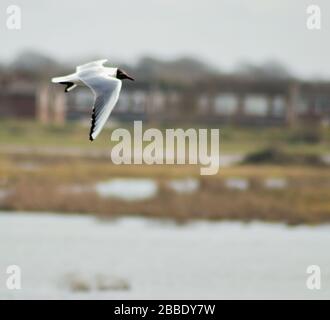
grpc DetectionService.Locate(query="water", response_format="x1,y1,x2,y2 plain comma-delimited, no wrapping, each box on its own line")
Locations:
322,154,330,165
167,178,199,193
264,178,287,189
1,212,330,299
95,179,158,200
0,190,10,201
225,178,249,190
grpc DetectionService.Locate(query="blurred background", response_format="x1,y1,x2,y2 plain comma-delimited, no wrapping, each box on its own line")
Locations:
1,0,330,299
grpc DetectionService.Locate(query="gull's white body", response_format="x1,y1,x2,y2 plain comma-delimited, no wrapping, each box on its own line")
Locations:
52,59,122,141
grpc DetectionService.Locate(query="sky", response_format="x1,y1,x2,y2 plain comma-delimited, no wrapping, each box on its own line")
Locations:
0,0,329,79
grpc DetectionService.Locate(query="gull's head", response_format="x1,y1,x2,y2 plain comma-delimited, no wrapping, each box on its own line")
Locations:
116,68,135,81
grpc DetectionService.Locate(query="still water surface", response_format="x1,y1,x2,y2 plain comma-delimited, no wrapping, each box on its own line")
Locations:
1,212,330,299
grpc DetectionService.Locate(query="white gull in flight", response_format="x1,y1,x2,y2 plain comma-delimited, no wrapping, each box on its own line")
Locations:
51,59,134,141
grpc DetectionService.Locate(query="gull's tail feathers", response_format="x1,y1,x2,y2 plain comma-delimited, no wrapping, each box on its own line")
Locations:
52,76,69,83
51,73,78,83
52,73,79,92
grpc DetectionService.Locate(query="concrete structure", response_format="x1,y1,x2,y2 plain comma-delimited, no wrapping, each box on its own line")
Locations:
1,76,330,126
0,80,67,125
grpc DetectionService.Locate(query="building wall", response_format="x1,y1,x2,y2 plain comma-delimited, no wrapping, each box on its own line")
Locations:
0,92,36,119
1,79,330,126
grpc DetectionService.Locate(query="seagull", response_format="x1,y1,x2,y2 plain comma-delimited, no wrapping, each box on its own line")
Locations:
51,59,134,141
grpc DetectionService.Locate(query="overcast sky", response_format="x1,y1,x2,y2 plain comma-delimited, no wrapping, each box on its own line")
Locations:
0,0,329,79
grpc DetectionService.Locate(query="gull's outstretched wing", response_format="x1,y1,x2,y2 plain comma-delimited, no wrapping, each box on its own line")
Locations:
79,71,122,141
76,59,108,72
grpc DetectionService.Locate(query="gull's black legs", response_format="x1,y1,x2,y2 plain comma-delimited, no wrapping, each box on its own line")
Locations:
59,81,75,93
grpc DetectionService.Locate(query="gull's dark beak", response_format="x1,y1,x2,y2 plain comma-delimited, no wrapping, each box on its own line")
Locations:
117,68,135,81
125,73,135,81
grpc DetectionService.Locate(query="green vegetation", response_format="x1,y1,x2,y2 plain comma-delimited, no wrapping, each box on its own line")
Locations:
243,146,326,166
0,120,329,225
0,120,329,155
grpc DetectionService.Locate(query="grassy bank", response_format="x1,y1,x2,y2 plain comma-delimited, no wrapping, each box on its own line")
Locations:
0,120,330,225
0,120,329,155
1,152,330,225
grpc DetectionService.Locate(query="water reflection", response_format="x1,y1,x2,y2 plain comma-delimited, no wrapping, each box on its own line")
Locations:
95,178,158,200
167,178,199,193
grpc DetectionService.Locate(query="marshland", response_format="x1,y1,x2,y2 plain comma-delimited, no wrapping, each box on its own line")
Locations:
0,121,330,225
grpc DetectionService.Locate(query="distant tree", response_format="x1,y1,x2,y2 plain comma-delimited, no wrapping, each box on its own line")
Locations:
135,56,219,86
9,50,60,79
235,60,293,80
